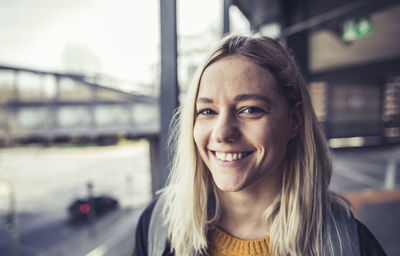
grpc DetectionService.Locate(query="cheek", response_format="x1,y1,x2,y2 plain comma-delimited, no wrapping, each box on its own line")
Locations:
252,122,290,155
265,124,292,156
193,122,206,149
193,123,210,166
245,121,270,147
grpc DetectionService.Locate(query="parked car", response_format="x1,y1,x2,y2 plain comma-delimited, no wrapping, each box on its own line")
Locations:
68,195,118,220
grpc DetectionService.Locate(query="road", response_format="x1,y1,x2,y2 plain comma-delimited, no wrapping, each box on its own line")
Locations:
331,146,400,192
0,207,143,256
0,140,152,212
0,141,151,256
331,145,400,256
0,143,398,256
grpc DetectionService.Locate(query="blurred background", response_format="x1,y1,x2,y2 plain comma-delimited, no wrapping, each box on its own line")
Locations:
0,0,399,255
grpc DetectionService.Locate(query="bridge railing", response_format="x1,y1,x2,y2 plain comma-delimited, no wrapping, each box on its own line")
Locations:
0,64,159,145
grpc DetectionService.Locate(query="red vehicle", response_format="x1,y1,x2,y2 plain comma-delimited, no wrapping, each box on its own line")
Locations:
68,195,118,220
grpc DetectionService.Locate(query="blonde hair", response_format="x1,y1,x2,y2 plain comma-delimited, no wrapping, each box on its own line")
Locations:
162,34,349,256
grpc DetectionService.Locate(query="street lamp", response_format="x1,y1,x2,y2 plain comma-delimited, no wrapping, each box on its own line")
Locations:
0,171,19,256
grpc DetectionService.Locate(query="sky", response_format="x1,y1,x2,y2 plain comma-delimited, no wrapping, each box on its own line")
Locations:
0,0,247,87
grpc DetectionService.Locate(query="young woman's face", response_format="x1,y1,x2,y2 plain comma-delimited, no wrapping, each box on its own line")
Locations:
193,55,300,193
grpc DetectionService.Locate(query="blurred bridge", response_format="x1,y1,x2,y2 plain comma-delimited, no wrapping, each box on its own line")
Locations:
0,64,159,145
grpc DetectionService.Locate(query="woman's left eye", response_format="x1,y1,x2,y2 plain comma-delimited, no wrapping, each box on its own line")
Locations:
240,107,265,114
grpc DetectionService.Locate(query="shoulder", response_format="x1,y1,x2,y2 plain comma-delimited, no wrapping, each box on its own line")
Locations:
139,199,159,230
329,199,387,255
133,198,158,256
355,219,387,256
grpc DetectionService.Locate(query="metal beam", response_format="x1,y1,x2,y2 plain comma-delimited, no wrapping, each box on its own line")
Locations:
0,64,156,103
281,0,310,78
148,136,161,197
12,70,19,101
281,0,399,37
159,0,179,191
0,63,85,79
231,0,281,31
223,0,231,35
5,100,135,107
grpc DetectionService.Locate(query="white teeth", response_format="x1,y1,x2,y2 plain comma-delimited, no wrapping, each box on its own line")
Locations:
221,153,226,161
215,151,248,161
216,152,226,161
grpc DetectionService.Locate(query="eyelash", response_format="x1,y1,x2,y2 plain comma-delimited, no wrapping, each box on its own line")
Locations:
197,108,216,116
239,106,265,114
196,107,265,116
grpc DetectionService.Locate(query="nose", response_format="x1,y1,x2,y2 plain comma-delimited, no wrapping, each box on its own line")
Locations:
211,112,240,143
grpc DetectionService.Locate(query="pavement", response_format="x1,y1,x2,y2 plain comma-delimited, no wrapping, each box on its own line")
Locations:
128,144,400,256
1,143,398,256
130,144,400,256
332,144,400,256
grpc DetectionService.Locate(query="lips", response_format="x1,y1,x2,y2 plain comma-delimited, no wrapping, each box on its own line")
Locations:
212,151,252,162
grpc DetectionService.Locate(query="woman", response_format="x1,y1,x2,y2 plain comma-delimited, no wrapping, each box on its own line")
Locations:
134,35,386,256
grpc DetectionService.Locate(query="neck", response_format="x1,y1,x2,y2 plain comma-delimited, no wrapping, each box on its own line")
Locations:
217,176,281,240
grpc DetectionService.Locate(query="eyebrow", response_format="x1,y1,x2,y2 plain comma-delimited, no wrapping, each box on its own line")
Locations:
233,94,271,103
196,97,213,103
196,94,271,104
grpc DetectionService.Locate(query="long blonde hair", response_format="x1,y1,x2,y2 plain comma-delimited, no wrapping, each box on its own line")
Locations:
162,34,349,256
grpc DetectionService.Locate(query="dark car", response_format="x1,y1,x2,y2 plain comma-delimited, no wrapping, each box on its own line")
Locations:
68,195,118,220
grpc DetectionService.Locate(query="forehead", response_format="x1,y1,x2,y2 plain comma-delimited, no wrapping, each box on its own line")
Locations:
198,55,278,98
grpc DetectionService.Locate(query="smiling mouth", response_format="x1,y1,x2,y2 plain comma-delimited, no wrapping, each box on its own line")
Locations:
211,151,253,162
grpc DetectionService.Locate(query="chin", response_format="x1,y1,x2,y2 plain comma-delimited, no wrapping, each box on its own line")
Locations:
213,176,248,192
216,185,240,192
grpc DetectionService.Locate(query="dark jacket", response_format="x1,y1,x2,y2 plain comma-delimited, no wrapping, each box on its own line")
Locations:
133,199,387,256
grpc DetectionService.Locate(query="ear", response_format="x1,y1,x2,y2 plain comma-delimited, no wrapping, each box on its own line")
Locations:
289,101,303,139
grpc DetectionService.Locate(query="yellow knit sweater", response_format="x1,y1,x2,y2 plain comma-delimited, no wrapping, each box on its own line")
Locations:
208,227,271,256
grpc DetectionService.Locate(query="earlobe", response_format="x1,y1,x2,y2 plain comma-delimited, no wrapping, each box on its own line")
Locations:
290,102,303,139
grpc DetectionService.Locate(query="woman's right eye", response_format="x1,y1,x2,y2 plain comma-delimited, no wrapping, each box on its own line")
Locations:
197,108,216,116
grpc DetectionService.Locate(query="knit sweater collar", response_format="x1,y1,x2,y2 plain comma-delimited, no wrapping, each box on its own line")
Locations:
208,227,271,256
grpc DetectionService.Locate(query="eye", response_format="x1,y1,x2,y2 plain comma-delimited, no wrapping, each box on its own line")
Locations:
239,106,265,115
197,108,216,116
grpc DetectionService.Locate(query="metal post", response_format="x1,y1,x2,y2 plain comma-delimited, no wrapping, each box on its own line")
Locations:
86,181,97,237
9,180,19,256
223,0,231,36
50,76,61,141
128,103,134,133
39,73,45,100
383,159,397,190
159,0,179,190
13,70,19,102
326,82,333,139
0,172,19,256
90,84,97,137
281,0,310,79
148,136,161,196
87,181,96,220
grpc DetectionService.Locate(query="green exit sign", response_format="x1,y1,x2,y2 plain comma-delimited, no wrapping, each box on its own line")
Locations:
342,17,372,42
